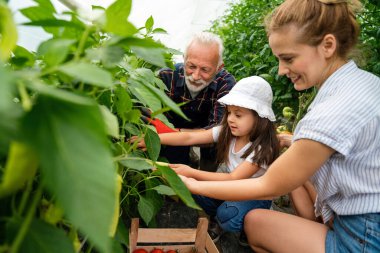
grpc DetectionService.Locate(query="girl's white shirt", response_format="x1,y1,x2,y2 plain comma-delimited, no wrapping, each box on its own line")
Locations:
212,126,267,178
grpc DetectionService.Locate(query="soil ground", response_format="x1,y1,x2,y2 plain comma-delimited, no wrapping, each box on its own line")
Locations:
156,196,294,253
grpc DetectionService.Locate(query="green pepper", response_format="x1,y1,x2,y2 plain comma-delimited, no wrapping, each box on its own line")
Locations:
109,174,122,236
0,141,39,198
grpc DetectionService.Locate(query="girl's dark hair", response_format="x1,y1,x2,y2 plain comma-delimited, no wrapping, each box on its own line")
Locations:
216,110,280,168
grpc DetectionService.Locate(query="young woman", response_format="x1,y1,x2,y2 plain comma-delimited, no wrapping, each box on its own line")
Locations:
178,0,380,252
133,76,279,242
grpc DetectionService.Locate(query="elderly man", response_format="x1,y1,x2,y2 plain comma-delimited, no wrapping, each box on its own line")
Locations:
158,32,236,171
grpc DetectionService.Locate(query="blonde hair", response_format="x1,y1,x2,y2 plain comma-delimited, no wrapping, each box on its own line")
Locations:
265,0,362,58
184,32,224,67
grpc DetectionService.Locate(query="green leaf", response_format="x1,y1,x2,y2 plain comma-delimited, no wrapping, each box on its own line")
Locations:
22,19,85,30
60,14,87,40
125,109,141,124
20,6,59,35
140,82,188,120
117,37,165,48
118,155,153,171
157,165,201,210
153,185,176,196
142,185,164,224
21,96,117,253
114,85,132,122
0,67,21,152
99,105,119,138
0,3,18,62
10,45,35,68
129,80,162,111
144,128,160,161
135,68,159,84
15,218,75,253
58,62,113,87
114,220,129,247
152,28,167,34
137,195,156,225
27,80,95,105
85,46,125,68
124,123,141,136
145,16,154,32
131,47,166,68
104,0,137,36
37,38,76,67
0,67,16,118
34,0,56,13
129,68,187,119
111,240,124,253
115,37,166,67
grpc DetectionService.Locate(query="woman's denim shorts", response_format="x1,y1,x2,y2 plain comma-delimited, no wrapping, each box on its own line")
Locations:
325,213,380,252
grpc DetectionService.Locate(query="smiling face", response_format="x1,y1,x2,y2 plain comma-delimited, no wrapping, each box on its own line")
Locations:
269,25,331,91
184,42,222,92
226,105,255,140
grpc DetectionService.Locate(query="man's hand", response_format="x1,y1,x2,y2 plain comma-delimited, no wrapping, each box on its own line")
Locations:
129,135,147,151
140,107,179,134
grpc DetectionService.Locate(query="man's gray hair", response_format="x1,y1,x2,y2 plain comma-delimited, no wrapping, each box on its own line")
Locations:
184,32,224,67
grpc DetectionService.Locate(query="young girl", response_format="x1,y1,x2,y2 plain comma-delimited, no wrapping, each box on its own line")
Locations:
134,76,279,242
178,0,380,252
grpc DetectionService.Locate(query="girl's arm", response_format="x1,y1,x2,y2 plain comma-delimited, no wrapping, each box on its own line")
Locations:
170,160,259,181
130,128,214,149
159,128,214,146
179,139,334,201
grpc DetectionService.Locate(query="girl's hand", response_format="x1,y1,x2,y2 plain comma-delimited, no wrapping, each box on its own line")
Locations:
129,135,147,151
178,175,198,192
169,163,192,176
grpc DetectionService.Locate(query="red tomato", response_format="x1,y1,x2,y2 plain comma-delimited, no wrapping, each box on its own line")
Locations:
150,249,164,253
133,249,148,253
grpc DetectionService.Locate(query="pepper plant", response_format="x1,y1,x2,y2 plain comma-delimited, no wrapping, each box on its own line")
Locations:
0,0,198,252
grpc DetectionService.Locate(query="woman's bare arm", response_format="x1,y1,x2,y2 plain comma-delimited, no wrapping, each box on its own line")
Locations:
180,139,334,201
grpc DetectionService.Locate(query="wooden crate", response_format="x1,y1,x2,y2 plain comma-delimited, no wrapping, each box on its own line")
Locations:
129,217,219,253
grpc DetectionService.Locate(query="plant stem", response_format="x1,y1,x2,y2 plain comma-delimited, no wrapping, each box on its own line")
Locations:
85,244,93,253
10,183,43,253
39,66,58,77
74,25,92,61
17,82,32,111
292,89,316,132
17,179,33,216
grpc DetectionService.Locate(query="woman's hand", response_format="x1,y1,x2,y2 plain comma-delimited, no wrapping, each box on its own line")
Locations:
277,132,293,149
129,135,147,151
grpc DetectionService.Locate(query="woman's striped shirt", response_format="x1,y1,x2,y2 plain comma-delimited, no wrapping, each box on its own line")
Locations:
293,61,380,222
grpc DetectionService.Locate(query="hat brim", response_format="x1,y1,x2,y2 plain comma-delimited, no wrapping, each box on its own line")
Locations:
218,93,276,121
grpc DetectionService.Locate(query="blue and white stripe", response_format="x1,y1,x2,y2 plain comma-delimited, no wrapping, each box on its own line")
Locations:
293,61,380,222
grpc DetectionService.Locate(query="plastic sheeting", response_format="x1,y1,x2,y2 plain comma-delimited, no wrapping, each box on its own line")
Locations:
10,0,234,57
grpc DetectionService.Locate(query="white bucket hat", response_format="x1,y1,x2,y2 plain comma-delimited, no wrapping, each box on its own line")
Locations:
218,76,276,121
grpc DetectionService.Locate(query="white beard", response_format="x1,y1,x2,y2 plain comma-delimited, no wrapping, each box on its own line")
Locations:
184,73,210,93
